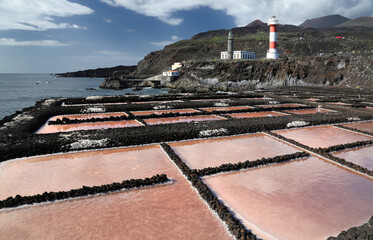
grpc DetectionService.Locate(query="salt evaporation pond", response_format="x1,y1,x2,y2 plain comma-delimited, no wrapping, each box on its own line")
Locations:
48,112,128,121
203,156,373,240
131,100,183,104
325,102,351,106
130,109,199,116
276,126,373,148
284,108,334,115
256,103,305,108
0,145,173,199
227,111,288,119
342,121,373,133
144,115,225,125
0,147,232,240
199,106,253,112
333,145,373,171
36,120,143,134
169,133,299,169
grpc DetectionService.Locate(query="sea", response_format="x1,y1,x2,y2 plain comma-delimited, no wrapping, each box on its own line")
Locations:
0,74,170,120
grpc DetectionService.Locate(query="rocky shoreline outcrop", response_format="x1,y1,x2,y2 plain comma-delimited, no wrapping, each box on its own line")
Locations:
165,55,372,92
55,65,137,78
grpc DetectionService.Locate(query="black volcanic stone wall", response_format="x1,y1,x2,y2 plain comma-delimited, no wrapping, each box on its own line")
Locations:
160,143,257,240
193,152,310,177
0,174,168,209
266,131,373,177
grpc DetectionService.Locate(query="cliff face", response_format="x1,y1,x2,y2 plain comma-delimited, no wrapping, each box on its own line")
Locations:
166,55,372,92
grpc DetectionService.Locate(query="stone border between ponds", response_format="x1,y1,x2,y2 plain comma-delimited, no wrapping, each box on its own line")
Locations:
0,174,169,209
265,131,373,177
161,143,257,240
192,152,310,177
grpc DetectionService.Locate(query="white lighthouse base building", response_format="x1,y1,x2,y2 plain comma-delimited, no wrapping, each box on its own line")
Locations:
266,50,279,59
221,51,256,60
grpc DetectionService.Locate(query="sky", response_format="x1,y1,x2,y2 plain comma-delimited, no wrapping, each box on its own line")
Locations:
0,0,372,73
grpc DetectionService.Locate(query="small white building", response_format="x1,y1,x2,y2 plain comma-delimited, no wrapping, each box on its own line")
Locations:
162,70,179,77
221,51,256,60
171,62,184,70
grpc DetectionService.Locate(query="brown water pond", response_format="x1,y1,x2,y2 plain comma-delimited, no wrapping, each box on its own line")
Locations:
0,145,172,199
168,133,299,169
130,109,199,116
36,120,143,134
144,115,225,125
199,106,253,112
203,156,373,240
48,112,128,121
276,126,373,148
0,150,232,240
341,121,373,133
333,145,373,171
284,108,334,115
227,111,288,119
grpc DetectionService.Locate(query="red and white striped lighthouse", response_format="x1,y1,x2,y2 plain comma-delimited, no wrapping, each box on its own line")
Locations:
266,16,279,59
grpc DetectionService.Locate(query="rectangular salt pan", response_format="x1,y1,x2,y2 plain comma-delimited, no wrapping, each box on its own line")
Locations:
0,145,171,199
256,104,305,108
199,106,253,112
144,115,225,125
169,133,300,169
227,111,288,119
333,145,373,171
203,156,373,240
283,108,334,115
0,155,232,240
276,126,373,148
130,109,199,116
36,120,143,134
342,121,373,133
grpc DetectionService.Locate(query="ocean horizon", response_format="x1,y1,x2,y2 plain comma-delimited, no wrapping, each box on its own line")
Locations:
0,73,169,120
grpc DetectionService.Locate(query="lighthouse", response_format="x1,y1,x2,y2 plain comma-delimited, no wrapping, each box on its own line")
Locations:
227,30,234,59
266,16,279,59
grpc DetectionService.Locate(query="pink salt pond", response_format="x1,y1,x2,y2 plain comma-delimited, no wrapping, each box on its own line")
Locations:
200,106,253,112
130,109,199,116
131,100,183,104
0,145,172,199
276,126,373,148
203,156,373,240
48,112,128,121
36,120,143,134
190,99,231,102
227,111,288,119
341,121,373,133
284,108,334,115
333,145,373,171
325,102,351,106
256,103,305,108
168,133,299,169
0,147,232,240
144,115,225,125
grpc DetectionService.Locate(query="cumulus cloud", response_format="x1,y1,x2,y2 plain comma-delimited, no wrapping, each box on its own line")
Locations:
0,0,93,30
150,36,180,47
0,38,69,46
101,0,372,26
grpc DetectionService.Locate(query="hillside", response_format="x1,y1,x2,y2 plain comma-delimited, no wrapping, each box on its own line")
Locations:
299,14,350,28
56,65,137,78
337,17,373,28
132,25,373,78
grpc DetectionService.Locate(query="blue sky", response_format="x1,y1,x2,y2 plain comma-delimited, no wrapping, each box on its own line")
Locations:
0,0,372,73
